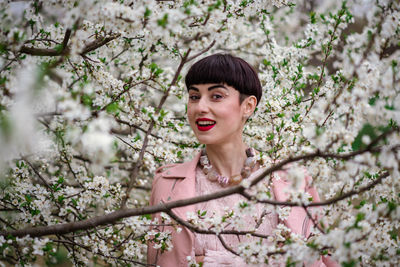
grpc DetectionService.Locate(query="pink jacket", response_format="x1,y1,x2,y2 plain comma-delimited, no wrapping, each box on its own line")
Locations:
148,152,339,267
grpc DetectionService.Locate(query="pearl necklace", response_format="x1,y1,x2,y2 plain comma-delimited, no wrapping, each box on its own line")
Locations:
199,147,258,187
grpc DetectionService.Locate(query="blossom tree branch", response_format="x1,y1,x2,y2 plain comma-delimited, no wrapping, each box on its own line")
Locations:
120,47,192,208
165,207,270,239
121,39,216,208
1,130,397,238
19,28,72,56
18,31,120,56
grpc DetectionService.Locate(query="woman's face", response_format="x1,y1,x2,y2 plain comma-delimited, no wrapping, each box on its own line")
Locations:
187,83,250,145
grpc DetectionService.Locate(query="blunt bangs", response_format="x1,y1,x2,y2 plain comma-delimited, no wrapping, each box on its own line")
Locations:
185,54,262,105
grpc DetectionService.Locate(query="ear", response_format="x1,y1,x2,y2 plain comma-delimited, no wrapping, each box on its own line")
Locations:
242,95,257,118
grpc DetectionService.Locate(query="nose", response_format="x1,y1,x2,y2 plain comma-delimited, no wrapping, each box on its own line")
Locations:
196,97,209,114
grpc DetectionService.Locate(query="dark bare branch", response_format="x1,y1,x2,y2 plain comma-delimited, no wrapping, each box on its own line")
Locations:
1,137,396,238
186,40,216,62
80,33,121,55
120,47,192,208
18,30,119,57
166,207,270,238
217,235,240,256
19,29,71,56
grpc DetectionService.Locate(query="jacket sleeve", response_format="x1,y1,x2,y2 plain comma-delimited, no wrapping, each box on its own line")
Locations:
272,169,339,267
272,169,310,236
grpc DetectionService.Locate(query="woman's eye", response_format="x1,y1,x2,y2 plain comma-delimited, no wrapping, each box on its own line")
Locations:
212,94,223,100
189,95,200,101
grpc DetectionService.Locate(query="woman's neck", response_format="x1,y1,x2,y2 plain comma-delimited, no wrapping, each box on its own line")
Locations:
205,141,248,178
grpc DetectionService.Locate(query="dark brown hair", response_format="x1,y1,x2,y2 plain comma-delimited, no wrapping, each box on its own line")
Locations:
185,53,262,105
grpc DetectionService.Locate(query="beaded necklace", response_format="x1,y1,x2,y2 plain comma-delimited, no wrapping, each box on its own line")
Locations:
199,147,258,187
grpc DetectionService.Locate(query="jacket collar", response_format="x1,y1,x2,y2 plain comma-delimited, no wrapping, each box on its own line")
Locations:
161,151,202,179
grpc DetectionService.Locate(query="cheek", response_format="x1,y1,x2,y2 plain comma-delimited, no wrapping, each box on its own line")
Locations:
186,106,195,123
220,105,241,121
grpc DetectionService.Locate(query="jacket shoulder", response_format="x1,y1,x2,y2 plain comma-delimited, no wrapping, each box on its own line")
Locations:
155,163,180,175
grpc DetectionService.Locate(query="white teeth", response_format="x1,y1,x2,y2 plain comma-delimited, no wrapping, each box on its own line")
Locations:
197,121,216,126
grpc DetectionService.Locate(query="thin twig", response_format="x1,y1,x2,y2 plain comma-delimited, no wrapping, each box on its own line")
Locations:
166,207,270,238
217,234,240,256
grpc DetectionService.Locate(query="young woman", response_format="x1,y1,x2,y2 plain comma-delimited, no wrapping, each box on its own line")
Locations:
147,54,338,267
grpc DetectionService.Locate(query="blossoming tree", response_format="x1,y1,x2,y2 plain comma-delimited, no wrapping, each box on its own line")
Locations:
0,0,399,266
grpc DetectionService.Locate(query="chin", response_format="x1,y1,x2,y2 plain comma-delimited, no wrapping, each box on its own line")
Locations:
196,138,213,145
195,135,223,145
194,135,214,144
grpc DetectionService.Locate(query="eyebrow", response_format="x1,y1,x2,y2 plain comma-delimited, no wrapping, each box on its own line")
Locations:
188,84,228,91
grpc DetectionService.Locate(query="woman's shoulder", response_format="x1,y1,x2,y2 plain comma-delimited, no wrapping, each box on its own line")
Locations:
154,152,202,179
150,153,201,205
150,163,183,205
151,163,181,189
155,163,181,175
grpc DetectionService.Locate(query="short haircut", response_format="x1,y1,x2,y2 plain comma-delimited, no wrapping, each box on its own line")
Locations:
185,53,262,105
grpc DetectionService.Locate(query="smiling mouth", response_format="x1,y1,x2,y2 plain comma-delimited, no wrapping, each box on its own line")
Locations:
196,119,216,131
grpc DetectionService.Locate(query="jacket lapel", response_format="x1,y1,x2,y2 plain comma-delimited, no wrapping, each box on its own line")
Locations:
160,152,201,219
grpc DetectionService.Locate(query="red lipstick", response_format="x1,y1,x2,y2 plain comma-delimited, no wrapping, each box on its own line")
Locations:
196,118,216,131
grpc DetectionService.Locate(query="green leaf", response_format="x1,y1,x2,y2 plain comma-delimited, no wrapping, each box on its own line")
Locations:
158,109,168,121
307,240,318,249
149,62,164,77
57,195,65,204
71,198,77,207
266,133,274,141
262,59,271,66
177,150,183,159
144,7,151,18
106,102,119,114
57,176,64,185
351,124,377,151
81,94,93,107
389,228,398,241
354,212,365,227
0,43,7,55
368,93,379,106
239,201,248,208
25,194,32,204
341,259,357,267
384,104,395,110
54,44,64,53
157,14,169,28
30,209,40,216
355,200,366,209
133,133,141,142
310,11,317,24
388,201,397,212
142,214,152,220
292,113,300,122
